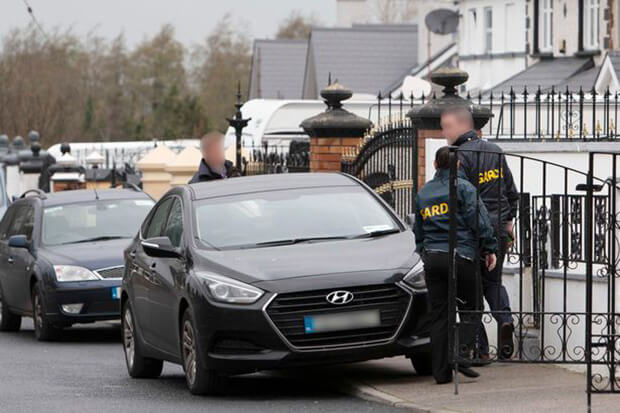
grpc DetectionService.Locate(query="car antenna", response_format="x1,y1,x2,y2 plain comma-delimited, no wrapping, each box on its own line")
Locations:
93,187,99,200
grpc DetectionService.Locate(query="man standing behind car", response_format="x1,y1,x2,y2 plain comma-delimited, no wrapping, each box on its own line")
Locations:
440,106,519,361
414,146,497,384
189,132,239,184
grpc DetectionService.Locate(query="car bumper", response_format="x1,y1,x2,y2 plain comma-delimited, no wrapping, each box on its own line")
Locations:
44,280,122,324
192,282,431,375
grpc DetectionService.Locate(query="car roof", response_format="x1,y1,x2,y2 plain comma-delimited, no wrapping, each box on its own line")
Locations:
188,173,358,200
38,188,152,207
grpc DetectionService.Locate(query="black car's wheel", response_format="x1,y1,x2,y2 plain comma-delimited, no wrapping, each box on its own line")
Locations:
181,309,222,395
0,286,21,332
32,283,61,341
122,301,163,379
410,354,433,376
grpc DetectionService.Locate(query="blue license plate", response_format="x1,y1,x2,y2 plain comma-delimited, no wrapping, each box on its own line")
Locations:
303,310,381,334
111,287,121,300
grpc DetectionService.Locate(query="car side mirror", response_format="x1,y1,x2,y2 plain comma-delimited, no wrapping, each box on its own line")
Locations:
141,236,181,259
8,234,29,250
405,213,416,228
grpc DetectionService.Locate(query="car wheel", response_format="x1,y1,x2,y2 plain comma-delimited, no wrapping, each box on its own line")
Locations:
122,301,163,379
410,354,433,376
181,309,222,395
32,283,61,341
0,286,21,332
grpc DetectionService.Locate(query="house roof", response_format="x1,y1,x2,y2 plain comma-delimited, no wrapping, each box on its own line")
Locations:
555,65,601,91
608,51,620,81
487,57,594,95
249,39,308,100
302,25,418,98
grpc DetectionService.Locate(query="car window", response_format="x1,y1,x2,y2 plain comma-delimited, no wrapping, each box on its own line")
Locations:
7,204,34,240
164,199,183,248
145,198,173,239
0,207,15,240
42,199,154,246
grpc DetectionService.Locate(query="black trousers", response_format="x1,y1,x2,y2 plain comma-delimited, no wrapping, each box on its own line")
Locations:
424,251,482,383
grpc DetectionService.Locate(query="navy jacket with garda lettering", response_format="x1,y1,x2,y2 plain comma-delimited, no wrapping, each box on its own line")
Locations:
414,168,497,260
454,130,519,228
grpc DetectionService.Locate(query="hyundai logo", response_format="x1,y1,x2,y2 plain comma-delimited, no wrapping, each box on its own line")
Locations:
326,290,354,305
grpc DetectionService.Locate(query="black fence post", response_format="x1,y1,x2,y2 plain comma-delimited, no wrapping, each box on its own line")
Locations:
227,82,251,171
448,146,459,394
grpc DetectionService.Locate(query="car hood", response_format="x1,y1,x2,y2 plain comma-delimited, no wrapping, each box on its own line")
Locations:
39,238,132,271
194,230,418,284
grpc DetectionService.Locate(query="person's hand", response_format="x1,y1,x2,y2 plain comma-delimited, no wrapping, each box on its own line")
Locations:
486,253,497,271
505,221,515,249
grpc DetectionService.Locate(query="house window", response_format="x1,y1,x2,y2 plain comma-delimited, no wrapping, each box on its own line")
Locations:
540,0,553,52
584,0,600,50
484,7,493,53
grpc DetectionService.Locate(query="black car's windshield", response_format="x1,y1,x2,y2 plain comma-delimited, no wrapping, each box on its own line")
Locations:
194,186,400,250
42,198,154,246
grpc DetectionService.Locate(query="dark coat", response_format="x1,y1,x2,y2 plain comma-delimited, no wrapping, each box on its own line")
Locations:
188,159,239,184
454,130,519,227
414,168,497,260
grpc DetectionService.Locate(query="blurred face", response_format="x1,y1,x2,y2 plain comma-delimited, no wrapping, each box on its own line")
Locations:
440,113,472,145
202,138,225,168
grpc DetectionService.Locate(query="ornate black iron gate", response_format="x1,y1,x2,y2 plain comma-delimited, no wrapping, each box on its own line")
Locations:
340,119,417,219
445,148,620,411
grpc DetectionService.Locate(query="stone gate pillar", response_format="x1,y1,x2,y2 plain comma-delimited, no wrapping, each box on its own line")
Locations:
301,83,372,172
407,68,492,186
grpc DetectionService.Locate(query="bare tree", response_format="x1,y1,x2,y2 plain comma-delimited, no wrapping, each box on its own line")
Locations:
372,0,418,23
276,11,320,40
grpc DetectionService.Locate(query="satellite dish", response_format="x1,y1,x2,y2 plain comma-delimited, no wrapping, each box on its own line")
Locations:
425,9,459,35
401,76,432,99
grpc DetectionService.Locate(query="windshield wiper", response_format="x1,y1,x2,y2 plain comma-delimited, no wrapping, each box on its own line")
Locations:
253,236,352,248
63,235,126,245
353,228,401,239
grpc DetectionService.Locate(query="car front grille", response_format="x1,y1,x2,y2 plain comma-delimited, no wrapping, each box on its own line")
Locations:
96,266,124,279
265,284,410,349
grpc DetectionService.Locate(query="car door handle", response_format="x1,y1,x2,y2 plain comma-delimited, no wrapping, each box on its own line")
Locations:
150,262,157,269
7,257,14,264
129,250,136,259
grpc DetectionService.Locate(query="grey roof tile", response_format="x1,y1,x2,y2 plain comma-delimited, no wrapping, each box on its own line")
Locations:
487,57,594,95
249,39,308,99
304,25,418,98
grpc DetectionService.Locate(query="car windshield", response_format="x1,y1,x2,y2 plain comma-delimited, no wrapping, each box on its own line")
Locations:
42,198,155,246
194,186,400,250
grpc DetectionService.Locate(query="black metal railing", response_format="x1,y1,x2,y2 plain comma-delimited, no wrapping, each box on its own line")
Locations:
241,141,309,176
371,87,620,140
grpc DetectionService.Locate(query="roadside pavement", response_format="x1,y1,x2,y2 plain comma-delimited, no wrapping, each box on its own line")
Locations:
302,357,619,413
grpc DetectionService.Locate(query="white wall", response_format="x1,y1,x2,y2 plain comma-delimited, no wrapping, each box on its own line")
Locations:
458,0,527,92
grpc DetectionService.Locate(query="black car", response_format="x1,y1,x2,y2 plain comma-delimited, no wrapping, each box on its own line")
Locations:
0,188,154,340
121,173,431,394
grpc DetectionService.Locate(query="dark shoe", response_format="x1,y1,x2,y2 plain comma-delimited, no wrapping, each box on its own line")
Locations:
471,353,491,367
457,366,480,378
499,323,514,360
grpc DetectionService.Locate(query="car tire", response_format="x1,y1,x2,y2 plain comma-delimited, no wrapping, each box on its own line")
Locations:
410,354,433,376
181,309,222,395
122,301,163,379
32,283,62,341
0,286,21,332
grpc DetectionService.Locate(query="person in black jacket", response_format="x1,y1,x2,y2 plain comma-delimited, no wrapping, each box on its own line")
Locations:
440,106,519,360
414,146,498,384
189,132,239,184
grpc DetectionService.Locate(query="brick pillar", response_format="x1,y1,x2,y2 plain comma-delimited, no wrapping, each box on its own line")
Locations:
301,83,372,172
408,68,492,186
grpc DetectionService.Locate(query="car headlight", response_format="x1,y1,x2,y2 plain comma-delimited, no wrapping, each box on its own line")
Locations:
54,265,99,282
196,272,264,304
403,259,426,291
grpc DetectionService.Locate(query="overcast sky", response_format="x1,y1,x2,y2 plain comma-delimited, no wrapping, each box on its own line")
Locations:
1,0,336,47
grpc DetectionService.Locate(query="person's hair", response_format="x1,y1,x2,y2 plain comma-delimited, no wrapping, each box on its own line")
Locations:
200,131,224,150
440,105,474,127
435,146,452,169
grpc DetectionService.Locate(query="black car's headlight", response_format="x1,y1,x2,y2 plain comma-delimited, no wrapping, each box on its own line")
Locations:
54,265,99,282
196,272,264,304
402,260,426,291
